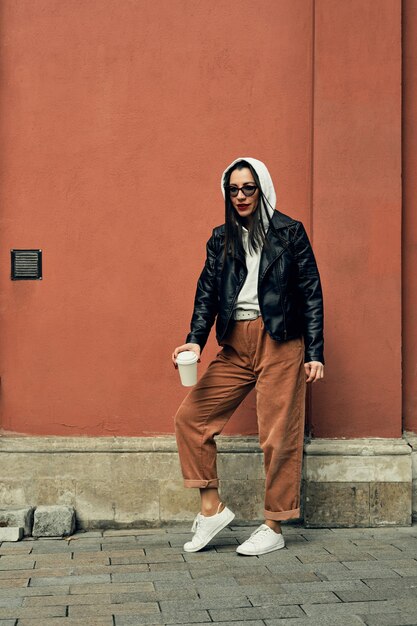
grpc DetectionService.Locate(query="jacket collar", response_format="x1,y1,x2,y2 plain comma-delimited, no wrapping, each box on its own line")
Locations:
227,210,296,263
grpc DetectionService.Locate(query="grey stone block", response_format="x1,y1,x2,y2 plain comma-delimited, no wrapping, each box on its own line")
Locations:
115,612,210,625
32,505,75,537
0,527,23,542
0,508,34,536
0,596,22,607
29,573,111,587
265,617,365,625
175,623,265,626
364,612,417,625
208,605,305,621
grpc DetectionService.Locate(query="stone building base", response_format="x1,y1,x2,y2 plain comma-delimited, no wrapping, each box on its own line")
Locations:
303,436,414,527
0,435,415,528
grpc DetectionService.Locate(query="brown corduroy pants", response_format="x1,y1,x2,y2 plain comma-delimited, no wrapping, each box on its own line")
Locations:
174,315,307,521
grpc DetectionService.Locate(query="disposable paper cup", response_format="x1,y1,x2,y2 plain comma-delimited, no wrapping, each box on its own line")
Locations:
176,350,198,386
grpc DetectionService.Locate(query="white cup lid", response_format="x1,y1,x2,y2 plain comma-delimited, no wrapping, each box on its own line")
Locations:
176,350,198,365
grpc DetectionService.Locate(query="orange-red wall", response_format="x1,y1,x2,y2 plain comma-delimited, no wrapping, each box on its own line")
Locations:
403,0,417,435
311,0,402,437
0,0,411,438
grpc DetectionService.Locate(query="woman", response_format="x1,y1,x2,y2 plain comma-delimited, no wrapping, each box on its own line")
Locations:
172,157,324,556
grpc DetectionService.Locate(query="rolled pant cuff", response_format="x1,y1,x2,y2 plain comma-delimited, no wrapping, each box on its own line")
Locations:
184,478,219,488
264,507,301,521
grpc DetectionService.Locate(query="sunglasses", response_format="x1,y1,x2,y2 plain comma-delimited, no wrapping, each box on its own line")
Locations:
225,184,258,198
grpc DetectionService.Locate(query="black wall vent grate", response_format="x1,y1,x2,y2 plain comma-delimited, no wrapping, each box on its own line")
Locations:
11,249,42,280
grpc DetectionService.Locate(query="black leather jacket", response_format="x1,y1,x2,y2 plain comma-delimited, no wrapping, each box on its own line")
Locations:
185,210,325,364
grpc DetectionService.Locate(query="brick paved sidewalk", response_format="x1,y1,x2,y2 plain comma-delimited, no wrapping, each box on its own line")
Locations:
1,521,417,626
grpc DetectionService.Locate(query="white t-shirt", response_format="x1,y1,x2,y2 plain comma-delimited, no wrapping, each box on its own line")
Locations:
234,226,261,313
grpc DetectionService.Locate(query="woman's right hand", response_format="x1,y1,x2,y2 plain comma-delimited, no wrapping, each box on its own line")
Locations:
172,343,201,369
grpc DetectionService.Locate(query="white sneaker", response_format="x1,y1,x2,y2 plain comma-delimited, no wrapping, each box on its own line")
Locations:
183,503,235,552
236,523,285,556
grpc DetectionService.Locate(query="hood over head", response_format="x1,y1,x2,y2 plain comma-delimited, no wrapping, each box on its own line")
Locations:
220,157,276,230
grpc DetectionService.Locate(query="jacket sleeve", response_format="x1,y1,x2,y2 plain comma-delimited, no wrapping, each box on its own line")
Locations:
292,222,325,365
185,230,219,353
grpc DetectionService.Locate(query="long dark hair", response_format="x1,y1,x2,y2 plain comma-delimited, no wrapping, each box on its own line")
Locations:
223,160,274,261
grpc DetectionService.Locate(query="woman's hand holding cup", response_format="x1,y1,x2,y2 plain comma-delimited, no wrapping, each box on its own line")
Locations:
172,343,201,369
172,343,201,387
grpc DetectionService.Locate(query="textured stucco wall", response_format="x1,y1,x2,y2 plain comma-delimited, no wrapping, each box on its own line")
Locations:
311,0,402,437
0,0,406,439
403,0,417,435
0,0,314,436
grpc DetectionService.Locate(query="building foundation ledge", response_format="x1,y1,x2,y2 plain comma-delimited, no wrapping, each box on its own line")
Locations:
0,435,415,528
303,436,414,527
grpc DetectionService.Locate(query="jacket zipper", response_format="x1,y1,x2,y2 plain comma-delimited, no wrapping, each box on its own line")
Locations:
276,267,288,340
223,264,247,337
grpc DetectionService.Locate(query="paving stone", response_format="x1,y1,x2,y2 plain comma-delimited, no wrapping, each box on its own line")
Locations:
263,571,327,583
18,565,115,578
105,542,156,552
362,577,417,591
112,571,192,583
393,566,417,577
301,599,412,616
110,553,184,564
63,542,105,553
0,578,28,588
70,553,110,564
193,584,247,596
23,593,113,606
0,605,66,618
69,600,160,616
29,573,111,586
115,611,210,625
208,605,305,621
1,523,416,625
0,544,32,556
108,589,198,603
0,596,22,607
143,547,186,556
69,582,154,594
175,623,265,626
154,577,237,591
32,554,74,566
30,543,73,553
0,560,34,571
335,588,401,602
265,617,365,625
342,559,416,569
280,580,372,593
17,615,113,626
149,561,192,572
0,585,70,598
190,565,267,580
160,596,252,611
166,620,264,626
101,535,137,544
103,528,166,537
295,552,351,563
248,590,341,605
363,612,417,625
309,561,402,580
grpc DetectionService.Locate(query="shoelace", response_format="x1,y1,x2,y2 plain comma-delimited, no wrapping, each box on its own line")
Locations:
191,513,203,534
190,503,224,535
246,525,273,545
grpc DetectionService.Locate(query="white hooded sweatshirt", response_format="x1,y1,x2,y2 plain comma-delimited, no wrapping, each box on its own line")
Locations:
220,157,277,314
